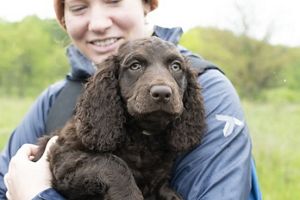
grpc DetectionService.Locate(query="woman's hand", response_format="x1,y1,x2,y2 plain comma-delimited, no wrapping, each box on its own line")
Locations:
4,136,58,200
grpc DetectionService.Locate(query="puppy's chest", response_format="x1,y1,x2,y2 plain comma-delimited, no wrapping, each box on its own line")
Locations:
116,135,176,194
115,134,175,173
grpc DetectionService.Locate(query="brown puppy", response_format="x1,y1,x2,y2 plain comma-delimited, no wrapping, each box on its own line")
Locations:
36,37,206,200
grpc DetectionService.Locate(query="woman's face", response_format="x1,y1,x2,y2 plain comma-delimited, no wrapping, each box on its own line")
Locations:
64,0,151,64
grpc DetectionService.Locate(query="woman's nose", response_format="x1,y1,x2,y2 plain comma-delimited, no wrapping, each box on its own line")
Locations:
88,8,113,33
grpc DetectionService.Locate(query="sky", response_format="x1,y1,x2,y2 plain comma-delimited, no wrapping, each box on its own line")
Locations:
0,0,299,47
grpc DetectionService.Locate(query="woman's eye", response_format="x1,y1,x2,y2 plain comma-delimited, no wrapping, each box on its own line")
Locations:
68,5,87,13
170,61,182,72
106,0,121,4
129,62,142,71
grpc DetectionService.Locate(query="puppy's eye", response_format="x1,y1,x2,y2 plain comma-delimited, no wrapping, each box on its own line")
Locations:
170,61,182,72
129,62,142,71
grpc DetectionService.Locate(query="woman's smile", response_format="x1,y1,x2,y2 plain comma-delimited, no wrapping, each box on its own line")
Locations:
87,37,123,54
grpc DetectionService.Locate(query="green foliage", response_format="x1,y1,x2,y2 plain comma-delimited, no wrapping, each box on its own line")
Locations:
180,26,300,99
280,47,300,90
0,16,69,97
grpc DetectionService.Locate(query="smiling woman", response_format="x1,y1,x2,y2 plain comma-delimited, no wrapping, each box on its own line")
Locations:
1,0,261,199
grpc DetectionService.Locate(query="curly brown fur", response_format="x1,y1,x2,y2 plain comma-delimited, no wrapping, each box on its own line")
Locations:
75,57,126,152
36,37,206,200
166,66,206,152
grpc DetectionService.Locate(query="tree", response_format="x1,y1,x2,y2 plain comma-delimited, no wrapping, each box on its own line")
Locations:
0,16,69,97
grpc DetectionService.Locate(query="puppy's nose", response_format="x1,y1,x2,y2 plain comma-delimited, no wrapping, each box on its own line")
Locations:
150,85,172,102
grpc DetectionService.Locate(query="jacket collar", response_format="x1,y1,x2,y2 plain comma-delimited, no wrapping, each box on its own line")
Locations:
152,25,183,45
66,26,183,81
66,44,95,81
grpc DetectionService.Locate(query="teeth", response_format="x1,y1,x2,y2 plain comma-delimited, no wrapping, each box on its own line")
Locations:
92,38,118,47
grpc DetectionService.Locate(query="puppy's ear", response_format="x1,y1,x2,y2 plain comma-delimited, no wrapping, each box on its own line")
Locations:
75,56,126,152
167,65,206,152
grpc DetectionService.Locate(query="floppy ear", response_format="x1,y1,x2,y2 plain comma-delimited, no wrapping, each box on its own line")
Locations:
75,56,126,152
167,65,206,152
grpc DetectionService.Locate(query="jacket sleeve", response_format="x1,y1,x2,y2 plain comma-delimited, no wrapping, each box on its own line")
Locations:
0,81,66,200
170,69,252,199
32,188,65,200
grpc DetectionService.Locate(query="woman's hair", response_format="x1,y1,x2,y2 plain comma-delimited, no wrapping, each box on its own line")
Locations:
53,0,159,29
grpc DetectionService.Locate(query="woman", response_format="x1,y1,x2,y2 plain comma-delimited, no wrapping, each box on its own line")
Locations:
0,0,261,199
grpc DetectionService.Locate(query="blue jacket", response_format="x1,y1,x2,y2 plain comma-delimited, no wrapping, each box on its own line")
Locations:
0,26,262,200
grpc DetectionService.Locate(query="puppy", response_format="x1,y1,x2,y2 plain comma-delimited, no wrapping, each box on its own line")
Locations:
36,37,206,200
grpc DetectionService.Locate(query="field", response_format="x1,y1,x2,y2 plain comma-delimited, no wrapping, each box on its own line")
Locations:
0,97,35,148
0,97,300,199
243,101,300,200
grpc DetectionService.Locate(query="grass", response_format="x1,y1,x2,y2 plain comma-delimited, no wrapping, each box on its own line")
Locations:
0,97,300,199
243,101,300,200
0,97,35,149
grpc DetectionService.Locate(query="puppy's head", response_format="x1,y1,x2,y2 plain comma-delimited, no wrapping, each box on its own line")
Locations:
76,37,204,152
116,37,189,132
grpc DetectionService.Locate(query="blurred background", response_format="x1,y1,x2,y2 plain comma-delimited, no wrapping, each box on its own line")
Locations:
0,0,299,199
